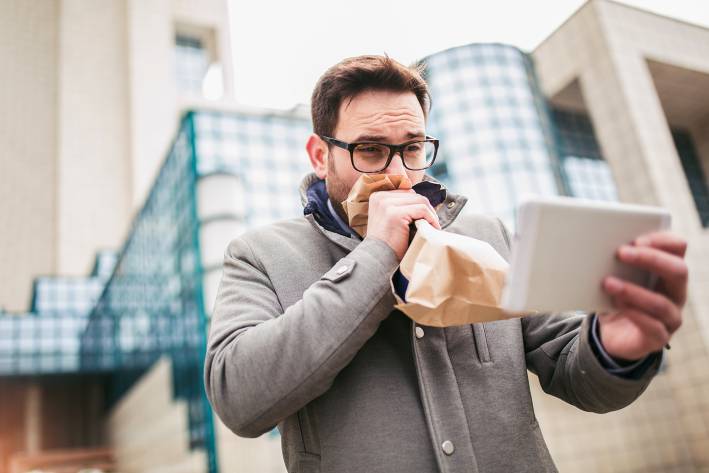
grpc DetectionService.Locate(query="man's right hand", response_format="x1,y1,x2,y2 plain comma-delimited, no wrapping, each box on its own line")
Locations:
365,189,441,260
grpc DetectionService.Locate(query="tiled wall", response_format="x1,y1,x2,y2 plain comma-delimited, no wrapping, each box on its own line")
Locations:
0,1,59,313
56,0,132,277
215,419,285,473
107,358,208,473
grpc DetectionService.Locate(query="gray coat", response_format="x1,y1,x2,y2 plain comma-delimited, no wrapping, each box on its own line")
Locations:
205,173,660,473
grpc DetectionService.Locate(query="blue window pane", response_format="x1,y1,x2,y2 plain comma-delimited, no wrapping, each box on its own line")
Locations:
423,44,562,229
550,107,618,202
175,35,209,94
672,129,709,227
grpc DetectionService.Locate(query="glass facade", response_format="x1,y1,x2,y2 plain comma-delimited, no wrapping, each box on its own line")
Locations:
0,311,87,374
422,43,563,229
0,251,118,375
80,113,217,472
31,277,106,316
81,118,204,373
194,109,312,227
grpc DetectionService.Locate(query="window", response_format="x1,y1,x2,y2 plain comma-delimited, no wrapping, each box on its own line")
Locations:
174,29,223,99
551,107,619,202
175,35,210,95
672,129,709,227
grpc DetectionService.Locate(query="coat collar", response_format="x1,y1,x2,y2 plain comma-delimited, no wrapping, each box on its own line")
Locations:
299,172,468,251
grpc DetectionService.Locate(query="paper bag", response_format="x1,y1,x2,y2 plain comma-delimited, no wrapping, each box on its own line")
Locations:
395,220,530,326
342,174,413,237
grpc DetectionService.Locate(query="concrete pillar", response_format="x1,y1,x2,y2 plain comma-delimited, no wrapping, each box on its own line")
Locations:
24,382,42,453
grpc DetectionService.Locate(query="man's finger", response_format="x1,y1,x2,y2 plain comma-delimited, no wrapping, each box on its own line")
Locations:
603,276,682,334
371,192,431,207
372,189,416,197
376,194,439,216
368,191,414,208
381,194,433,205
634,231,687,258
617,245,688,306
392,203,440,229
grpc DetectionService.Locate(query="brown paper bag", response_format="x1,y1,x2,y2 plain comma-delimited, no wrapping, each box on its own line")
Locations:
341,173,528,326
395,220,530,326
342,174,412,237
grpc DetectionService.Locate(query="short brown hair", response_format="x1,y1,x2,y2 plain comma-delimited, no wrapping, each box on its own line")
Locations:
311,55,431,138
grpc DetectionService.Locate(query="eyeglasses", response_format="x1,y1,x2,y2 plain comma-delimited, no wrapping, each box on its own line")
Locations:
320,135,440,173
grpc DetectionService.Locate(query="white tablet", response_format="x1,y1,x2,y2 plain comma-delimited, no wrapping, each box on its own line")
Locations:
501,196,671,313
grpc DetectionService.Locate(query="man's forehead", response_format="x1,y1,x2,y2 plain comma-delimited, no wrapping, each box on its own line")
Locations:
336,90,425,137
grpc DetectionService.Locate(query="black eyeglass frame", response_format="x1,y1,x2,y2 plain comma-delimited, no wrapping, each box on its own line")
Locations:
320,135,440,173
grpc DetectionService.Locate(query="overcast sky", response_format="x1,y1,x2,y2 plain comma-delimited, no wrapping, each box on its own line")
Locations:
228,1,709,110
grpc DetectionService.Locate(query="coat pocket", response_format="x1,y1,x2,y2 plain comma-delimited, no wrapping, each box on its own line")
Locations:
472,323,492,363
294,452,321,473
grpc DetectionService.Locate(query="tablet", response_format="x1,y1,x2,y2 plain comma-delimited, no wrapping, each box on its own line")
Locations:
501,196,671,313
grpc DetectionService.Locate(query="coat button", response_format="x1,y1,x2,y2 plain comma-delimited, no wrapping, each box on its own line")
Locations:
447,201,456,209
335,265,348,275
441,440,455,455
415,326,425,339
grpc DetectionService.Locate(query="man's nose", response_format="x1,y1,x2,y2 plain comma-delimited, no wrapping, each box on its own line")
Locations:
385,152,407,175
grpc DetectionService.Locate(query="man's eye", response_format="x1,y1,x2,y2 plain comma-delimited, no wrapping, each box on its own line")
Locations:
356,145,387,156
406,143,423,152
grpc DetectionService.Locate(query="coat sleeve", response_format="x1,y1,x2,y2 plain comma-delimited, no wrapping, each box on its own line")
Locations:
204,235,399,437
522,312,660,413
495,218,661,413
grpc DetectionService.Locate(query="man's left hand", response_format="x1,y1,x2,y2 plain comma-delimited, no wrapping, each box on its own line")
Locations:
598,231,688,362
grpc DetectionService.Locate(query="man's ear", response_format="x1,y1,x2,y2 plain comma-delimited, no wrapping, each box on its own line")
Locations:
306,134,328,179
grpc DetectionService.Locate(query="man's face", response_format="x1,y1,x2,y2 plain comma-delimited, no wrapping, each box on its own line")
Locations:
321,90,427,207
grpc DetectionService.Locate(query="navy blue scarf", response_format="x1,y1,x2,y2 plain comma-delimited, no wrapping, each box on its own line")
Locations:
303,178,447,238
303,178,447,301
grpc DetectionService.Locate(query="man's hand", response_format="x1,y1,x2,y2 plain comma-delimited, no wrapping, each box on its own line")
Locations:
598,231,688,362
366,189,440,260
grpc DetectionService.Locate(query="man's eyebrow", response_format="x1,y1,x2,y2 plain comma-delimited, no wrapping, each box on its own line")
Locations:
353,131,425,142
352,134,387,142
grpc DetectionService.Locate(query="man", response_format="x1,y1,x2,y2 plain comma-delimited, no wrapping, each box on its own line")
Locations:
204,56,687,472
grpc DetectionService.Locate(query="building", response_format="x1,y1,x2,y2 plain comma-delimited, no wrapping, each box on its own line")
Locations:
530,3,709,470
1,1,708,472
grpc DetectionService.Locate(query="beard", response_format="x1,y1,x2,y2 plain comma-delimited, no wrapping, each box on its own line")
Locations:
325,156,354,224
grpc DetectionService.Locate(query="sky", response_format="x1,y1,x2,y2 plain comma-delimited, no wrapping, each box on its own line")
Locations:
227,1,709,110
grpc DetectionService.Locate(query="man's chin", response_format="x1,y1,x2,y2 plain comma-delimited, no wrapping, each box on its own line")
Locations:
324,179,351,220
325,179,349,205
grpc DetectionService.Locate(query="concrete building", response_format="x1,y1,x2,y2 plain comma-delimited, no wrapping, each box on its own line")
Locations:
0,0,234,314
1,1,238,471
1,0,708,472
530,3,709,470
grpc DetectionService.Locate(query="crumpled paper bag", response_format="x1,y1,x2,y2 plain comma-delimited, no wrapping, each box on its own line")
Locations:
342,174,413,237
395,220,530,326
341,173,529,326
